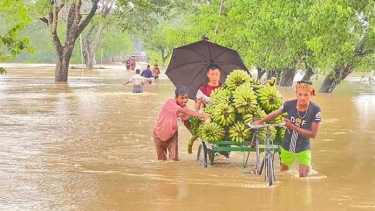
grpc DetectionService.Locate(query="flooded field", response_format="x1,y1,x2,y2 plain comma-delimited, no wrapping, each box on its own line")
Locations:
1,63,375,211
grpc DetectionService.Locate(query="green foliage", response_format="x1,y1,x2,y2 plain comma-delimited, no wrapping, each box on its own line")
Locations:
0,67,6,75
98,27,133,60
0,0,32,61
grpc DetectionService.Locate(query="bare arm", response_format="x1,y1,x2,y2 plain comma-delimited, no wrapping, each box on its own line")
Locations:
253,109,283,125
178,106,211,120
123,80,130,85
284,119,320,139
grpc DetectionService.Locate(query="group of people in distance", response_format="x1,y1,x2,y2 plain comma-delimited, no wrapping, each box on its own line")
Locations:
125,57,136,71
153,64,321,178
123,60,160,93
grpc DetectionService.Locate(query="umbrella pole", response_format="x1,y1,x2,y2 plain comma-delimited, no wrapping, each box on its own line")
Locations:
214,0,226,36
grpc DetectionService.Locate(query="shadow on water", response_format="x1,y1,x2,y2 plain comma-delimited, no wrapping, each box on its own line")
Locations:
1,65,375,210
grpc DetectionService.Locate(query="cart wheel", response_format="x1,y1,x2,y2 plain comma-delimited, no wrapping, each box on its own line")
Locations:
197,143,207,167
258,156,265,175
197,144,202,161
208,150,215,165
197,143,214,167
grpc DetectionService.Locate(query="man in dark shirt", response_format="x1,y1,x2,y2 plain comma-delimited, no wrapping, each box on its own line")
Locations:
253,81,321,177
141,65,153,84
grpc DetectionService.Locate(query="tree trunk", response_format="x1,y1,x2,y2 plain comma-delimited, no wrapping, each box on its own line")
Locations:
83,0,114,70
301,64,314,82
279,67,295,86
83,24,104,70
40,0,99,82
161,49,165,65
55,51,71,81
319,64,354,93
215,0,226,35
161,48,171,65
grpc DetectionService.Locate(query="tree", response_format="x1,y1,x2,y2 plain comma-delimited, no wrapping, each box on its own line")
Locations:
318,0,375,92
0,0,32,63
123,0,203,65
81,0,115,69
34,0,99,82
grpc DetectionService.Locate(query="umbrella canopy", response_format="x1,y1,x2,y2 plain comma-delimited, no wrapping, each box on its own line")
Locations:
166,40,249,100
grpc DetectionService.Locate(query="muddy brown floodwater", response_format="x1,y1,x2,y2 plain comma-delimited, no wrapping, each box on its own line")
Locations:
0,63,375,211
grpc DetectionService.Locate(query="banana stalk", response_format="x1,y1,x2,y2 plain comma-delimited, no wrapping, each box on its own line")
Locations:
188,134,199,154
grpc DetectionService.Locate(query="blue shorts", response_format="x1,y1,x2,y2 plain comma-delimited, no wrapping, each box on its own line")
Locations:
132,87,143,93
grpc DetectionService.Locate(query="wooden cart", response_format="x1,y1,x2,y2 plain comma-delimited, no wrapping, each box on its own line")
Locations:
196,138,283,169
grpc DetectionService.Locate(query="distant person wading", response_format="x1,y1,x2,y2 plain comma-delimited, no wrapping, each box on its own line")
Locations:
141,65,153,84
123,69,146,93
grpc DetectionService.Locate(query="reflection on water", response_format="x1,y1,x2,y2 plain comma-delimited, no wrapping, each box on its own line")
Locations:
1,65,375,210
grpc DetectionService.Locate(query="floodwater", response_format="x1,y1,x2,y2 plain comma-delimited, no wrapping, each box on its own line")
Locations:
0,63,375,211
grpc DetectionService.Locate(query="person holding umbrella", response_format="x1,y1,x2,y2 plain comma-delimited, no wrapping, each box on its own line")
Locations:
193,64,231,158
153,86,211,161
194,64,222,110
165,39,249,100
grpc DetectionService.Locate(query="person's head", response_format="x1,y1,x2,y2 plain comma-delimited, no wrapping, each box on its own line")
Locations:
206,64,221,85
295,81,316,106
135,69,141,74
201,35,209,41
147,65,150,68
175,86,189,107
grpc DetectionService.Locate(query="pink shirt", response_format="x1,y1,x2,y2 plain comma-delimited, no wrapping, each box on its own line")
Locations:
154,99,189,141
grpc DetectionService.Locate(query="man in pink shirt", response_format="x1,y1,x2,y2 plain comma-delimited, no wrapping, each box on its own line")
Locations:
154,86,211,161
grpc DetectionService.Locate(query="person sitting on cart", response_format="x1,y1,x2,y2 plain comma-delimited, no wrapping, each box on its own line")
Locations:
252,81,321,177
194,64,230,158
153,86,211,161
194,64,222,109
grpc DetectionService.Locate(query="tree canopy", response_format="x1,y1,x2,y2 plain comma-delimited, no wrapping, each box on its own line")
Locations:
0,0,32,62
3,0,375,91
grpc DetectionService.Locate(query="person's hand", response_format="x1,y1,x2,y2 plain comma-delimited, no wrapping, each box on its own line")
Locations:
283,118,294,129
194,97,204,111
203,113,212,122
252,120,262,126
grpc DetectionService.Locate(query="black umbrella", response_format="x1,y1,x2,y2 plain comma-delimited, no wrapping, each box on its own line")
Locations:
166,40,249,100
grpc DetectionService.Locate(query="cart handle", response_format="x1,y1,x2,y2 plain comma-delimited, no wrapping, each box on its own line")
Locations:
247,122,286,129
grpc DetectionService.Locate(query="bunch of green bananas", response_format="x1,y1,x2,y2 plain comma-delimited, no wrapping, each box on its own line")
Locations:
256,126,277,142
225,69,251,91
203,104,215,116
192,69,286,148
232,83,258,115
213,103,236,126
267,115,283,124
256,86,283,113
210,87,232,105
197,122,225,143
243,106,267,124
189,117,203,135
276,127,286,142
228,121,251,143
